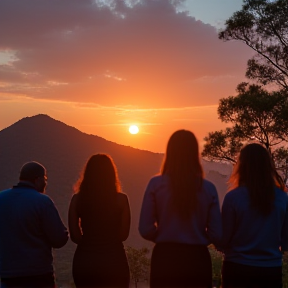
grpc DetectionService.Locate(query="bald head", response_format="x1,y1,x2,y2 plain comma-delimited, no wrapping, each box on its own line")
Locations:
19,161,46,182
18,162,48,193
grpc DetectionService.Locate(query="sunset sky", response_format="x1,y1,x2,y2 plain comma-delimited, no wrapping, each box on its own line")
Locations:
0,0,252,153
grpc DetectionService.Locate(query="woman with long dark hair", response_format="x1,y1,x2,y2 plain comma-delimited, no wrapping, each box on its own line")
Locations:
221,143,288,288
139,130,222,288
68,154,130,288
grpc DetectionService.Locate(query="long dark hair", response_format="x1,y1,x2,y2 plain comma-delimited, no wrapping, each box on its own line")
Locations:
228,143,284,215
75,154,121,212
161,130,203,218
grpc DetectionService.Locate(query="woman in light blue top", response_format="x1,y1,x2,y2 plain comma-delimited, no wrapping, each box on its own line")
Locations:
221,143,288,288
139,130,222,288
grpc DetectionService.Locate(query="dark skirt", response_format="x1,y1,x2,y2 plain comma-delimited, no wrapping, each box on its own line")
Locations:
73,242,130,288
0,273,55,288
150,243,212,288
222,261,282,288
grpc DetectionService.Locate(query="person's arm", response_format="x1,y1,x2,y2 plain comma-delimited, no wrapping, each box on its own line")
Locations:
41,196,69,248
138,178,158,242
281,193,288,252
118,193,131,241
206,184,222,248
221,193,236,251
68,194,82,244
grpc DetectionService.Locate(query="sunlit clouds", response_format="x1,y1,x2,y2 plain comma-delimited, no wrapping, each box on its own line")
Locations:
0,0,251,151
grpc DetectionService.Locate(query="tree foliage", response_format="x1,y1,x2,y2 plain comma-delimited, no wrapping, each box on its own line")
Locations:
126,246,150,288
219,0,288,89
202,129,242,164
273,147,288,184
218,83,288,147
202,84,288,183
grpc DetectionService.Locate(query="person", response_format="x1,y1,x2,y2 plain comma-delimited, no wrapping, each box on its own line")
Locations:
0,161,69,288
221,143,288,288
139,129,222,288
69,154,131,288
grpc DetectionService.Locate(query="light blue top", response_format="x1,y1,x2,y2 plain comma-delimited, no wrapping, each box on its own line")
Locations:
221,186,288,267
0,183,69,278
139,175,222,246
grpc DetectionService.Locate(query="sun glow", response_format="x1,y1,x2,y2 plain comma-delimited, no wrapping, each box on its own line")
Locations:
129,125,139,134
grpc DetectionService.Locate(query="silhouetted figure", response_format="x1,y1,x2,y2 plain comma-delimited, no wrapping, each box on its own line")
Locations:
221,143,288,288
69,154,130,288
139,130,222,288
0,161,69,288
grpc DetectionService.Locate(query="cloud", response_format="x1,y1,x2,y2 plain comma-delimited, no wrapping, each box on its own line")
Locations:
0,0,251,107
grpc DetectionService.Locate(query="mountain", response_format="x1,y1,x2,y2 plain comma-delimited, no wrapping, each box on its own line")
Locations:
0,114,231,286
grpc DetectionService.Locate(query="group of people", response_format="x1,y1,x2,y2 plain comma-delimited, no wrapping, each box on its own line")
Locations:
0,129,287,288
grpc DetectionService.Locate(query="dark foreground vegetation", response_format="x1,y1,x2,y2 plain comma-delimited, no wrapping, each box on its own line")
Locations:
63,246,288,288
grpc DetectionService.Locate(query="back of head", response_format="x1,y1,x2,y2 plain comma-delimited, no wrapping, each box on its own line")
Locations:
19,161,46,182
162,130,203,218
229,143,283,215
76,154,121,210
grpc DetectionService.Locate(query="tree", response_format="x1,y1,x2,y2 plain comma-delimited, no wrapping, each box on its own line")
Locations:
202,83,288,183
219,0,288,90
201,129,243,164
126,246,150,288
273,147,288,184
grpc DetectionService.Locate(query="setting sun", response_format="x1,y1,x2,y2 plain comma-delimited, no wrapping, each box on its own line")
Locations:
129,125,139,134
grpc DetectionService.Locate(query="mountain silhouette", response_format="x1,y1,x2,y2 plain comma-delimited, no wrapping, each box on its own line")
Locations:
0,114,230,286
0,114,164,285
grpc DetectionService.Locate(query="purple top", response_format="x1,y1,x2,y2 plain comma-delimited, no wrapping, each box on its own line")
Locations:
139,175,222,246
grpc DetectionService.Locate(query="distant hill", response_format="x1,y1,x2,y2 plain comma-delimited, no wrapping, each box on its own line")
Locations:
0,114,231,286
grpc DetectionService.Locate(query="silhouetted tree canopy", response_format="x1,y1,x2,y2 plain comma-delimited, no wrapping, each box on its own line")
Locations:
219,0,288,89
202,129,242,164
202,83,288,183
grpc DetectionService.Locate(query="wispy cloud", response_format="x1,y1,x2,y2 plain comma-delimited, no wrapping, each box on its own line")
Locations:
80,122,163,127
0,0,250,107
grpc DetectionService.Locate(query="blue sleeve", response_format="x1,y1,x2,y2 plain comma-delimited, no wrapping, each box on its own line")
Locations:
281,193,288,251
221,193,236,250
138,178,158,242
41,197,69,248
206,184,222,248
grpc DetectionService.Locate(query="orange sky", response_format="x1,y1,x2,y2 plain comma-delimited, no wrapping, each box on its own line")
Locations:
0,0,252,153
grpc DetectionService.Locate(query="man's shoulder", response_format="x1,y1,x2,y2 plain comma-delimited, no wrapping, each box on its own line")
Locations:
31,192,54,205
24,193,57,215
0,187,13,194
1,186,54,204
0,187,19,198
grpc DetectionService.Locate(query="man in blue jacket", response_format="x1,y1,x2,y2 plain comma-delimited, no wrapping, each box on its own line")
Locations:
0,161,69,288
